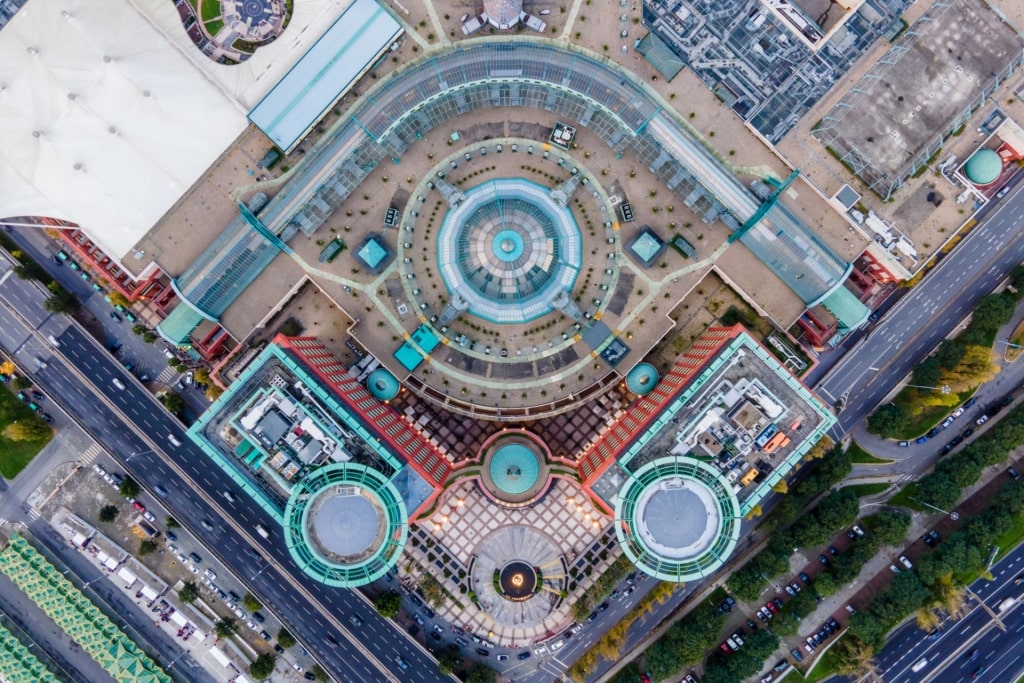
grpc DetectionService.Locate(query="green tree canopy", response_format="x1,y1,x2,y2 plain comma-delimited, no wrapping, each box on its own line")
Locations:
161,392,186,415
3,417,51,441
248,653,276,680
866,403,911,438
870,509,912,546
466,665,497,683
214,617,238,639
373,590,402,618
178,581,199,604
119,476,141,499
43,284,79,314
138,539,158,557
276,628,296,649
242,593,263,612
437,647,461,675
98,505,119,523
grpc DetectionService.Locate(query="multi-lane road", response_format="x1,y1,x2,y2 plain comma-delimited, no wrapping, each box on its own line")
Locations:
0,254,448,683
817,175,1024,438
871,541,1024,683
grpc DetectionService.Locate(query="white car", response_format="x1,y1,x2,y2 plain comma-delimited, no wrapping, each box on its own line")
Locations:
92,463,107,476
550,640,565,651
952,407,965,418
142,510,156,523
188,564,200,575
900,555,914,569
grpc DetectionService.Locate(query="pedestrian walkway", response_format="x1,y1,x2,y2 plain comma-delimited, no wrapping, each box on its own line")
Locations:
78,443,102,466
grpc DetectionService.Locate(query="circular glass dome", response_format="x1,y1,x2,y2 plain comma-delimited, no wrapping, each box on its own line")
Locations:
626,362,659,395
366,368,400,401
437,179,582,324
489,443,541,495
312,490,383,557
964,148,1002,186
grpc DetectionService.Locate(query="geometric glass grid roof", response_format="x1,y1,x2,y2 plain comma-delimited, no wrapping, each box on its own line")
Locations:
0,534,172,683
437,178,582,323
615,458,741,582
0,618,58,683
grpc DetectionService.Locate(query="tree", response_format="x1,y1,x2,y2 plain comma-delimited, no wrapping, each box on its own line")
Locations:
276,628,296,649
168,357,184,370
214,617,238,639
914,473,961,511
132,324,148,336
772,479,788,494
911,356,943,388
165,516,179,529
194,367,211,385
98,504,119,523
772,611,801,636
178,581,199,604
437,646,461,674
248,653,276,680
12,375,31,390
311,665,328,682
138,539,158,557
43,284,79,314
141,331,158,344
866,403,911,437
118,476,141,499
813,571,840,597
418,574,446,607
466,665,498,683
915,606,941,631
108,291,131,308
3,418,51,441
242,593,263,612
206,385,224,401
161,392,185,415
832,636,879,677
373,590,402,618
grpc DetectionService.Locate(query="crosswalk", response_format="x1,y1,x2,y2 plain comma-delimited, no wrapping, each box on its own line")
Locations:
79,443,103,466
156,366,178,383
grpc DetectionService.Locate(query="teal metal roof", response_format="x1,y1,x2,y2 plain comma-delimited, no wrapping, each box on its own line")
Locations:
366,368,400,400
820,286,871,332
488,443,541,495
964,148,1001,185
156,302,204,345
626,362,659,395
357,237,388,269
247,0,402,153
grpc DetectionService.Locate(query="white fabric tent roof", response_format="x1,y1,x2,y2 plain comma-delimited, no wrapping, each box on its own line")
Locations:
0,0,352,261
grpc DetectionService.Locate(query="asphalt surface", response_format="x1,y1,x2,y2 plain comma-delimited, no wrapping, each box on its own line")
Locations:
816,173,1024,439
870,542,1024,683
0,253,447,683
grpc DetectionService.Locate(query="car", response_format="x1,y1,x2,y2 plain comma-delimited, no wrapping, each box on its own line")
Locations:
899,555,913,569
929,530,940,543
915,436,929,444
109,312,122,323
624,584,638,597
818,554,829,566
923,533,937,547
432,623,444,635
39,412,53,423
785,584,796,597
550,640,565,651
291,662,304,673
303,673,315,681
252,612,265,623
132,501,145,512
823,622,835,635
755,608,768,621
719,642,732,654
772,598,783,610
847,529,857,539
966,648,979,661
349,613,363,627
451,626,465,636
165,530,177,542
517,651,531,660
142,510,155,523
201,519,214,531
963,427,975,438
92,463,107,476
496,654,509,662
927,427,941,438
890,564,901,574
273,644,284,654
941,416,954,428
791,648,803,662
414,614,425,627
324,635,339,648
852,525,865,537
456,637,469,647
846,604,856,614
789,581,801,593
746,619,757,631
898,440,910,447
971,665,987,679
189,552,201,564
683,675,697,683
827,617,839,629
1003,394,1015,407
598,601,610,611
430,632,442,642
395,656,409,671
1015,574,1023,585
977,415,990,425
827,545,839,556
799,572,811,584
476,648,490,657
940,444,953,455
952,407,965,418
153,484,168,498
766,601,779,615
774,660,790,673
1009,466,1021,480
30,391,44,401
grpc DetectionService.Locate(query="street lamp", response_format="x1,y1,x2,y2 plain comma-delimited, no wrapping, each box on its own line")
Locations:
909,497,960,520
906,384,951,394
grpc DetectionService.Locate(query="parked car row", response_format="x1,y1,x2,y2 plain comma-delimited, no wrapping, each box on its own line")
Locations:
803,617,841,654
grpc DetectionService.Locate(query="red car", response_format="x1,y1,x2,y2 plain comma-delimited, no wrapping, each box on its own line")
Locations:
132,501,146,513
766,601,780,615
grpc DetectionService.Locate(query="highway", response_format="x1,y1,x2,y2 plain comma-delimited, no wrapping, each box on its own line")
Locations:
816,174,1024,439
870,542,1024,683
0,255,448,683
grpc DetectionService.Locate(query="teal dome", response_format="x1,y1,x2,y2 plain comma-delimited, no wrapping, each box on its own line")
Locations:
964,149,1001,185
366,368,400,401
626,362,659,395
488,443,541,495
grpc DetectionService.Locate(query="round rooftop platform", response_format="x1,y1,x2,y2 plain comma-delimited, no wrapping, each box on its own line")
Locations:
437,178,582,324
478,431,552,506
615,457,741,583
366,368,400,401
964,148,1002,186
284,463,408,588
483,0,523,27
625,362,659,396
